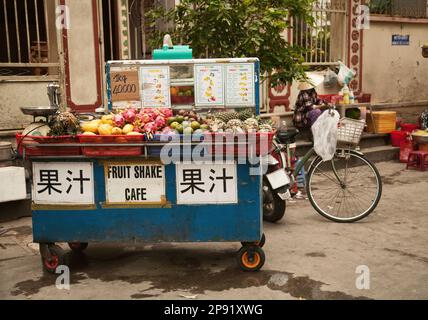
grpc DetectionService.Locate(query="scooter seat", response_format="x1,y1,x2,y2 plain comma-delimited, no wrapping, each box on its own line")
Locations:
277,128,299,144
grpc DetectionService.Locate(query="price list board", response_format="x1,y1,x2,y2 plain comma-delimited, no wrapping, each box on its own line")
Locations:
225,63,255,107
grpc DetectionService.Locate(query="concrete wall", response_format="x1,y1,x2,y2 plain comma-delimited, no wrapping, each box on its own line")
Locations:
362,20,428,103
0,81,54,130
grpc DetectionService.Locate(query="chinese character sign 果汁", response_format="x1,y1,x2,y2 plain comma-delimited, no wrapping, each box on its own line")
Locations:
32,162,94,205
176,163,237,204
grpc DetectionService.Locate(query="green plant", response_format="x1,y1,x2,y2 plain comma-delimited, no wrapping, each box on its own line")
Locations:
146,0,316,86
368,0,392,15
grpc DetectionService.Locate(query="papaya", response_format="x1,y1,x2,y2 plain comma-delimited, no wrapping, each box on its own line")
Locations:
122,124,134,134
111,127,123,135
98,124,113,135
101,114,114,125
81,121,99,134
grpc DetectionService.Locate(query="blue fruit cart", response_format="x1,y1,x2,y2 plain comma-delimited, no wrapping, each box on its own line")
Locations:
25,58,266,273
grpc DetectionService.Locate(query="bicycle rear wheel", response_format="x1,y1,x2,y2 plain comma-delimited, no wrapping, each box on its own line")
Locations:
306,150,382,223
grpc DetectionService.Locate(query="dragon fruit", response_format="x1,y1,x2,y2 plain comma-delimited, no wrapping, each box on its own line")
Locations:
133,126,143,133
144,121,158,133
113,114,125,128
141,108,153,114
160,108,173,118
155,115,166,128
123,108,136,124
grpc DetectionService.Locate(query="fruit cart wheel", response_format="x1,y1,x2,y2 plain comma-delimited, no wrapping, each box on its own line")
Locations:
68,242,88,252
237,246,265,272
241,233,266,248
41,245,67,274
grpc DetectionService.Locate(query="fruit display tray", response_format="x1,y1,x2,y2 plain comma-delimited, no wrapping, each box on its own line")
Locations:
16,134,81,157
78,134,144,157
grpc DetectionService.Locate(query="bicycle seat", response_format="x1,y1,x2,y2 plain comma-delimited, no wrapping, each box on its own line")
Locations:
276,128,299,144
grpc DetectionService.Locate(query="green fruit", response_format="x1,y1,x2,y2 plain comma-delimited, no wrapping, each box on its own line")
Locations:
178,91,185,96
185,90,193,96
176,116,184,123
167,117,177,126
176,124,184,134
183,127,193,135
191,121,201,130
200,124,209,131
170,122,180,130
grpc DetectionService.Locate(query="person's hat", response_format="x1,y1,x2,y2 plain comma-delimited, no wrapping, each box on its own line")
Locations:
297,73,324,91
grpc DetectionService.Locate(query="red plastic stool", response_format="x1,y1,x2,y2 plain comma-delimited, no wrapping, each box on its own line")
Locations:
406,151,428,171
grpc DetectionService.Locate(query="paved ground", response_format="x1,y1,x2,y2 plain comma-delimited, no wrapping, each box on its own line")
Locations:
1,161,427,300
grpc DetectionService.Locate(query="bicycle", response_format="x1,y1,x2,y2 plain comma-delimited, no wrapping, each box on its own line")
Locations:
264,114,383,223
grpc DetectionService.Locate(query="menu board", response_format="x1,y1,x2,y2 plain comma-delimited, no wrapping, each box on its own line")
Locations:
139,66,171,108
110,70,140,102
225,63,255,106
194,64,224,107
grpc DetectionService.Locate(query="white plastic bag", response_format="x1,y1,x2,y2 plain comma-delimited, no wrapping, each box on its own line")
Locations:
323,69,338,88
311,110,340,161
337,61,356,86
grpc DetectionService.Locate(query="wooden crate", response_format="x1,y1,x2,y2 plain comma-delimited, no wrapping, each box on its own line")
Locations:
366,111,397,133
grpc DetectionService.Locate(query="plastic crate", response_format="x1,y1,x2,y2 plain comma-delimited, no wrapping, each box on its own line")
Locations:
337,118,365,145
78,134,144,157
205,132,275,156
366,111,397,133
16,134,81,157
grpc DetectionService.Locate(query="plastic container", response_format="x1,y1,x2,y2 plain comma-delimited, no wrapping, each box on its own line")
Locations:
390,130,407,147
78,134,144,157
318,94,341,104
399,136,414,163
206,132,275,157
16,134,81,157
400,123,419,133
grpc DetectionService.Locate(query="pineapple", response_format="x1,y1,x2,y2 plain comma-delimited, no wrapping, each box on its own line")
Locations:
238,108,255,121
214,111,240,123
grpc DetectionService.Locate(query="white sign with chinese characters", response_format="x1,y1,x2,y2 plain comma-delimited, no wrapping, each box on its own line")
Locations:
176,162,237,204
32,162,94,205
105,162,166,204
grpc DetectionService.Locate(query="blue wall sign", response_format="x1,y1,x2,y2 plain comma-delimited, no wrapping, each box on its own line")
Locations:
392,35,410,46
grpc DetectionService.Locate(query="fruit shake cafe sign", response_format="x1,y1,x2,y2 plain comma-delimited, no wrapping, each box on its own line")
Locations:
104,161,166,204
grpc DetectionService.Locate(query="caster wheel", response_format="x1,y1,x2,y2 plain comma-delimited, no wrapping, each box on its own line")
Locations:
68,242,88,252
241,233,266,248
41,245,67,274
237,246,265,272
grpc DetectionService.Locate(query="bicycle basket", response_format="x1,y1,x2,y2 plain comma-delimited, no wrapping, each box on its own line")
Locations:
337,117,365,145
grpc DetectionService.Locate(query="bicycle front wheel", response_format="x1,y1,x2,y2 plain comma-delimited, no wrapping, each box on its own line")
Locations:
307,150,382,223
